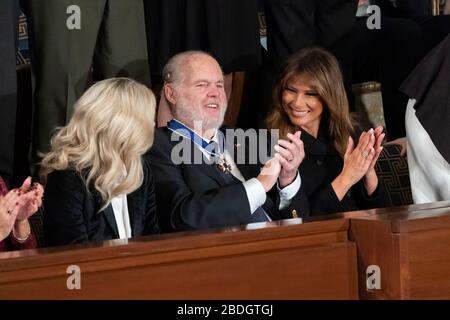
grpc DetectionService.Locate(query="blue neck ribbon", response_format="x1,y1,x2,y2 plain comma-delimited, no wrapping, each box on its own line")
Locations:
167,119,224,156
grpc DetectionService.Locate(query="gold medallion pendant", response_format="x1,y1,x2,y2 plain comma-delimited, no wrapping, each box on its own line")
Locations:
217,158,232,174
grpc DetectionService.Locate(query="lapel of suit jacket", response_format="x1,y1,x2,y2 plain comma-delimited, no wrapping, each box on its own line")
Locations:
164,127,227,186
222,127,261,180
92,190,120,238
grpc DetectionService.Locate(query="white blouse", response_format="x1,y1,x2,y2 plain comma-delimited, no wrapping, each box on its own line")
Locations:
406,99,450,204
111,194,132,239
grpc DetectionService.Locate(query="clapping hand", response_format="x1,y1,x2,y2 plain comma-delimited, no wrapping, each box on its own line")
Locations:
0,177,44,242
274,131,305,188
0,191,20,241
366,126,385,173
257,154,282,192
332,129,377,200
14,177,44,222
364,126,385,195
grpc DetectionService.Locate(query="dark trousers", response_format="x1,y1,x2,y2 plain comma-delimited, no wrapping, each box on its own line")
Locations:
0,0,19,183
353,13,450,140
264,0,357,68
353,16,423,140
419,15,450,54
24,0,150,165
144,0,261,80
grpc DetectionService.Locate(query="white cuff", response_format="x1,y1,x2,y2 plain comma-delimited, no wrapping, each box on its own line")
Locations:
277,171,301,210
243,178,267,214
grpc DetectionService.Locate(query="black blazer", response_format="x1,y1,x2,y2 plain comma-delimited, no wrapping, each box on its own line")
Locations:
145,0,261,75
0,0,20,178
264,0,358,67
147,127,309,232
373,0,431,19
43,158,159,247
299,129,390,216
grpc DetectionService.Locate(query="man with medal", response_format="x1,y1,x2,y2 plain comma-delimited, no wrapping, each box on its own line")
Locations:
147,51,309,232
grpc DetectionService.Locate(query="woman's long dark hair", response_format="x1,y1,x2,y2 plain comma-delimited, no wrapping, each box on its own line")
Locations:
266,47,355,157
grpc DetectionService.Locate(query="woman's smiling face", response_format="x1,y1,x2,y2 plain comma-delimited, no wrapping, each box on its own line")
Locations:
281,75,324,137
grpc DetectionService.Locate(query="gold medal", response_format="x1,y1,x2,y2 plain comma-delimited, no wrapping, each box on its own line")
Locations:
217,157,232,174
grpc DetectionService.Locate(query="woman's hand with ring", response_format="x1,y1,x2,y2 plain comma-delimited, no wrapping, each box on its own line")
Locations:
363,126,385,195
275,131,304,188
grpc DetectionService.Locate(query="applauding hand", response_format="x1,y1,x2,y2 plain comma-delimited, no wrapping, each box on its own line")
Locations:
0,177,44,243
364,126,385,195
332,129,376,200
274,131,305,188
257,154,282,192
14,177,44,222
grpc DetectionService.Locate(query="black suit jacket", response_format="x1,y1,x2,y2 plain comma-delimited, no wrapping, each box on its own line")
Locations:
373,0,431,19
299,129,390,216
144,0,261,75
147,127,309,232
44,158,159,247
264,0,358,68
0,0,19,178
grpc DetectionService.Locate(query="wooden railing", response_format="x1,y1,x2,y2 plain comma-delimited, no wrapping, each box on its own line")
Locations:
2,201,450,299
0,218,358,299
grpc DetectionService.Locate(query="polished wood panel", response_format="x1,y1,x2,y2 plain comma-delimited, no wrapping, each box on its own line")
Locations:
349,201,450,299
224,72,246,126
0,218,358,300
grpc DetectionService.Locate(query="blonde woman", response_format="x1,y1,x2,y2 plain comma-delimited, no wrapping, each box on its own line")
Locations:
40,78,159,246
266,47,390,216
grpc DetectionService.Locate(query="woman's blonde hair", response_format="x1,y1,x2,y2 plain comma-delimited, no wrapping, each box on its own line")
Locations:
266,47,355,157
40,78,156,210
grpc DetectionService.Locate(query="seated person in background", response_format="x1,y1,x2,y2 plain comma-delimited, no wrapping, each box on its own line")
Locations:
40,78,160,247
148,51,309,232
0,176,43,251
266,47,390,215
402,34,450,204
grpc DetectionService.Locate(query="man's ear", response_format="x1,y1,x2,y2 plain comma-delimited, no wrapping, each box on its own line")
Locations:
164,84,177,105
